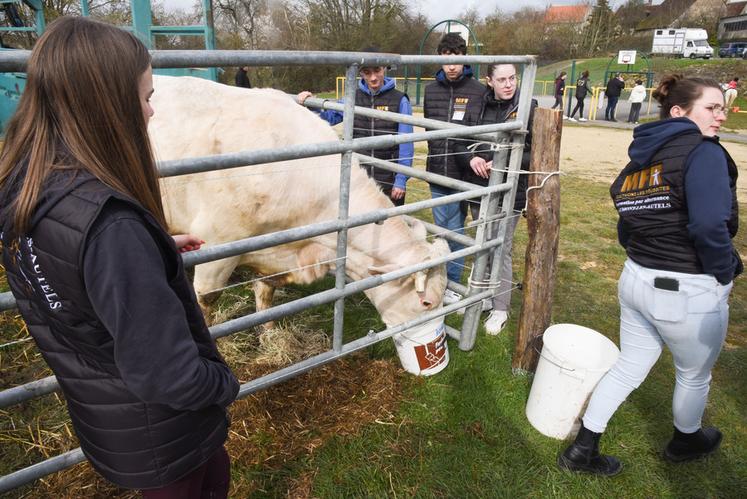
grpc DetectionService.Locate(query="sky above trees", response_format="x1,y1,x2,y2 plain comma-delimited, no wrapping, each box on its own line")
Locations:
413,0,631,22
160,0,635,21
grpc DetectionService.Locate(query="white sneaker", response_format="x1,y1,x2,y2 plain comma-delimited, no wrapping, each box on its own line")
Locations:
484,310,508,335
568,117,577,122
562,115,568,119
443,288,462,305
578,117,588,122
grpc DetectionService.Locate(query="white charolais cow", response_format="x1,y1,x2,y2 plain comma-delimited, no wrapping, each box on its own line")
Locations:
149,75,448,328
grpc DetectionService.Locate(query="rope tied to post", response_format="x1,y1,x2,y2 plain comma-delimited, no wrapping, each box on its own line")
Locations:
466,141,525,153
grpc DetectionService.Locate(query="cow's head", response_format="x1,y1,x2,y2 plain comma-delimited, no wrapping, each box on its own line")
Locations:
366,219,449,328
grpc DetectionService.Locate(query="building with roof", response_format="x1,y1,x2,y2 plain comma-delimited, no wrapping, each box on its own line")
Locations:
634,0,728,35
543,4,593,29
718,1,747,42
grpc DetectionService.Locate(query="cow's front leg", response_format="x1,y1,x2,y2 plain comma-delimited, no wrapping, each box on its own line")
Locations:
193,256,242,325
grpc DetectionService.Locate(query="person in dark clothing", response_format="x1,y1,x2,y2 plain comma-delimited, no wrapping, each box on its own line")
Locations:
456,63,537,334
297,56,413,206
568,70,591,121
0,17,239,497
235,65,252,88
551,71,567,111
423,33,485,304
559,75,740,476
604,73,625,121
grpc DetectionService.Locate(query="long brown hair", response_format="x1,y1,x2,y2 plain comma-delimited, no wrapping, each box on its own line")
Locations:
0,16,165,235
652,74,721,119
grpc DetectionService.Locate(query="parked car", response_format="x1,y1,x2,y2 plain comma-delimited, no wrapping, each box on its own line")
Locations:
719,42,747,58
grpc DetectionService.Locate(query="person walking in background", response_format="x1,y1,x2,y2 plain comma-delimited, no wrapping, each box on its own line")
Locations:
456,63,537,334
724,77,739,109
627,79,646,124
558,75,741,476
604,73,625,121
235,65,252,88
423,33,485,305
551,71,567,114
0,17,239,497
297,49,414,206
569,70,591,122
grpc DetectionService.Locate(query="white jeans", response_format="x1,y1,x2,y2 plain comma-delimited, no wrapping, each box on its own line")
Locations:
583,259,732,434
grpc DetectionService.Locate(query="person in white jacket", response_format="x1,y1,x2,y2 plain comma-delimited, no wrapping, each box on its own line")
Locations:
627,79,646,124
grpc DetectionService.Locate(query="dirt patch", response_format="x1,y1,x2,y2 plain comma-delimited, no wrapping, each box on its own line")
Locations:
226,355,405,495
559,125,747,202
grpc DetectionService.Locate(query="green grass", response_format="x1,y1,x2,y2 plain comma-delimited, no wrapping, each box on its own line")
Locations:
234,174,744,496
1,158,746,497
285,176,747,498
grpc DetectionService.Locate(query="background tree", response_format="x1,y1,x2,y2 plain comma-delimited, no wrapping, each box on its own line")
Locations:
614,0,646,33
581,0,613,54
215,0,268,49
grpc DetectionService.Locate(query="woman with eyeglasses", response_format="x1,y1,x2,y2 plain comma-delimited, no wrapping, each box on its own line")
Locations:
456,63,537,335
558,74,741,476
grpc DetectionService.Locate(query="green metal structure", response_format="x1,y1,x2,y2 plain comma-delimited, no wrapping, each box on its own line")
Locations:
603,52,654,88
0,0,217,133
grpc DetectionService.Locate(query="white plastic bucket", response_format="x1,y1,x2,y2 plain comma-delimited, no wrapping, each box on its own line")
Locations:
525,323,620,439
393,318,449,376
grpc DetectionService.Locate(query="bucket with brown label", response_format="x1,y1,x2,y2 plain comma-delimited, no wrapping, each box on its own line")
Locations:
392,318,449,376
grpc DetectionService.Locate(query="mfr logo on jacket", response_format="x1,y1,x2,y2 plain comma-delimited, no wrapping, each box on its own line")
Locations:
452,97,470,121
613,163,671,213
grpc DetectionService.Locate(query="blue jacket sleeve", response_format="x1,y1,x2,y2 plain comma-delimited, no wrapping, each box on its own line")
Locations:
317,108,344,126
83,214,239,411
684,142,734,284
394,95,414,190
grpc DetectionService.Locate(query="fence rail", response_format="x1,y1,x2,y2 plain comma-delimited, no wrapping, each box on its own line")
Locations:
0,48,536,494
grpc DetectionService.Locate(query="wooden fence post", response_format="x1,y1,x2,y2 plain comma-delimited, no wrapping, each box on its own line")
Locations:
512,108,562,374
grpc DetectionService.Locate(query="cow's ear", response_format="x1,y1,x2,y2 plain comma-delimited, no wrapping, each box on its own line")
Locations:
368,263,401,275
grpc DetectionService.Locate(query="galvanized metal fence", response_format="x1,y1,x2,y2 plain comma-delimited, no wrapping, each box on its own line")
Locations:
0,49,536,493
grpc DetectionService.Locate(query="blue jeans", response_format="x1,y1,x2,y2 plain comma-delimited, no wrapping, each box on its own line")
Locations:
430,184,466,283
605,96,619,120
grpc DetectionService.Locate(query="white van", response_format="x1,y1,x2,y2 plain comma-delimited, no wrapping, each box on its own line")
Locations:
651,28,714,59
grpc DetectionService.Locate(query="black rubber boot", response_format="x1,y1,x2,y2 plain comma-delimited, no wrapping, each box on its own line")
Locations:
557,424,623,476
663,426,722,463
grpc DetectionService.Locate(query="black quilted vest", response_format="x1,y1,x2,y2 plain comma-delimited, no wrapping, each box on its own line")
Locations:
610,132,738,275
423,73,485,180
461,92,537,211
353,86,406,187
1,171,230,490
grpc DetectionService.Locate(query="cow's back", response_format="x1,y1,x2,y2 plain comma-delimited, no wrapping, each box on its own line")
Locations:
149,75,376,238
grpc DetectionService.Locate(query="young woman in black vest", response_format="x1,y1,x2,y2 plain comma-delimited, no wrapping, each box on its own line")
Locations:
456,63,537,335
0,17,239,497
558,75,741,476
